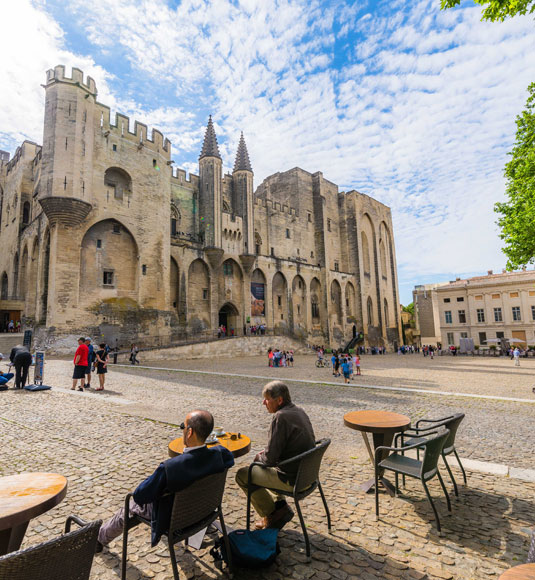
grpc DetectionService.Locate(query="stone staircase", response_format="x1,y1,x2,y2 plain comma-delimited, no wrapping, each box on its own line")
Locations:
0,333,24,355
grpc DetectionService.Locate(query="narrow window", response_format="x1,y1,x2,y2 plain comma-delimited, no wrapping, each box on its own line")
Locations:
202,288,208,300
327,219,331,232
142,265,147,275
255,244,261,254
112,144,117,152
112,223,121,234
479,332,487,345
447,332,454,345
103,271,114,286
532,305,535,321
512,306,521,321
494,307,502,322
277,296,282,306
270,247,274,256
445,310,452,324
307,213,312,223
458,310,466,323
96,239,102,249
477,309,485,323
334,262,339,272
297,305,301,315
286,229,290,239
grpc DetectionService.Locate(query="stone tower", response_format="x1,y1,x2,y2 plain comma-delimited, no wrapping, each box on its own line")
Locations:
198,116,222,248
232,132,254,254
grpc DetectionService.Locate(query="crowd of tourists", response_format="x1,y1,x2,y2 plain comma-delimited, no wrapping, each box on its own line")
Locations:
72,337,110,391
1,319,21,333
267,348,294,367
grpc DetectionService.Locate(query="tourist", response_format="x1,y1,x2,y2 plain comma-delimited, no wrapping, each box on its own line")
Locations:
85,337,94,389
268,348,273,367
341,356,351,383
0,353,14,387
95,343,109,391
354,353,361,375
9,345,32,389
288,349,294,367
97,410,234,551
513,347,520,367
130,344,140,365
7,320,14,333
331,352,337,376
236,381,315,530
72,337,89,391
333,351,341,377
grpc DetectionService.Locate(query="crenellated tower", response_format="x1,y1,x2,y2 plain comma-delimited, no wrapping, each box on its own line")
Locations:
198,116,222,248
232,132,254,254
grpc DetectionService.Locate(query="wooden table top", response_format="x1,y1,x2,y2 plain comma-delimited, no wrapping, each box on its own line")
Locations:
0,473,68,531
169,433,251,459
499,564,535,579
344,410,411,433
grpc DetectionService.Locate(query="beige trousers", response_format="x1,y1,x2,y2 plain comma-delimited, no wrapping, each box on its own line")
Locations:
236,465,294,517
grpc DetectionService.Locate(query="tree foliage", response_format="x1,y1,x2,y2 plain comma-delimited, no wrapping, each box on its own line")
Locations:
495,83,535,268
402,303,415,315
441,0,535,21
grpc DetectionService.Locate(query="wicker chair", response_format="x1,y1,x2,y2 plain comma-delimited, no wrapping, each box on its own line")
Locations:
375,430,451,535
121,469,233,580
399,413,467,496
245,438,331,560
0,515,101,580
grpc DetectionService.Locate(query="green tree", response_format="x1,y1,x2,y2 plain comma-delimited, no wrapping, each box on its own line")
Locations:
495,83,535,269
441,0,535,21
402,302,415,315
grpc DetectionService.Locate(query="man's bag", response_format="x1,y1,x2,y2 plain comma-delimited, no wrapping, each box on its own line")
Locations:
211,528,279,569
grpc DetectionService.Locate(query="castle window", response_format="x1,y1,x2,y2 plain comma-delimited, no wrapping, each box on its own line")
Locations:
112,144,117,152
308,213,312,222
334,262,339,272
297,305,301,315
203,288,208,300
103,270,114,286
142,265,147,275
22,202,30,226
112,223,121,234
171,218,177,236
327,219,331,232
271,247,274,257
223,262,233,276
311,251,314,258
105,167,132,200
277,296,282,306
286,229,290,239
96,239,102,249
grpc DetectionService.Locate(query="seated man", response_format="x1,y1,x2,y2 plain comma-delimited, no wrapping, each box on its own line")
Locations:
98,409,234,550
0,353,14,387
236,381,315,530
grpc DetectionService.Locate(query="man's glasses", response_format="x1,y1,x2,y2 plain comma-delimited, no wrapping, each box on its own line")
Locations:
180,422,185,430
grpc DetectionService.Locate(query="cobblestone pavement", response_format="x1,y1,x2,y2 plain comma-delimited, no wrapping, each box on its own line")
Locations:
1,358,534,579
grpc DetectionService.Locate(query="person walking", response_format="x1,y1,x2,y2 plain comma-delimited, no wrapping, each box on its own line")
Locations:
130,344,140,365
84,337,94,389
513,347,520,367
341,357,351,384
354,354,361,376
72,337,89,391
95,343,109,391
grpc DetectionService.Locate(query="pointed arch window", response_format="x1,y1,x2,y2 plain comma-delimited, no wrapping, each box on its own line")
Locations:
171,205,181,236
367,297,374,326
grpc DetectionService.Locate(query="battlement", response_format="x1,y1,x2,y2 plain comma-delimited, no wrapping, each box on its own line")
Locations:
255,196,299,217
46,65,97,95
171,167,199,188
96,104,171,155
6,141,41,175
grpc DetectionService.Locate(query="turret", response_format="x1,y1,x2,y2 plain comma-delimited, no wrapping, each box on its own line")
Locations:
39,65,95,225
198,116,222,247
232,132,254,254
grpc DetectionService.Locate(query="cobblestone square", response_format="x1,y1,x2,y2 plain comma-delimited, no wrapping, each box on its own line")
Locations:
1,353,534,579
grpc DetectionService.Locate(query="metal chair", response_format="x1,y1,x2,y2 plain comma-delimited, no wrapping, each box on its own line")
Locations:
528,529,535,563
0,516,101,580
400,413,467,496
121,470,233,580
245,438,331,559
375,430,451,535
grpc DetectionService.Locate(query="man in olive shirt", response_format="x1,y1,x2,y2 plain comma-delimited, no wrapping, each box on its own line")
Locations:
236,380,315,530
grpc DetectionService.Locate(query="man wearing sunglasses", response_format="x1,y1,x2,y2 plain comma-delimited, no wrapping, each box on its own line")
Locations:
97,409,234,550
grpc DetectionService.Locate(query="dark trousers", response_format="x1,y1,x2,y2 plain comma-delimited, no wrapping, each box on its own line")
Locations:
14,356,31,389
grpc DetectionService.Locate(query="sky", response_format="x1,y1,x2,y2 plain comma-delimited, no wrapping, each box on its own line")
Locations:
1,0,534,305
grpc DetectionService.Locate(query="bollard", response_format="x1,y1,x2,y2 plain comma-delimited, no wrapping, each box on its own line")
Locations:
113,352,118,364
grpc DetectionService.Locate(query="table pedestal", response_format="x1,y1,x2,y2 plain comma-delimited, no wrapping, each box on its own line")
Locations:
0,521,29,556
359,431,397,496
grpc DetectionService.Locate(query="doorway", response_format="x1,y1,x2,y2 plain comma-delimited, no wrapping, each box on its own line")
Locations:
218,303,240,335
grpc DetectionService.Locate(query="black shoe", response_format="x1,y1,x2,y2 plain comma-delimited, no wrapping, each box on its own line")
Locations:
95,541,103,554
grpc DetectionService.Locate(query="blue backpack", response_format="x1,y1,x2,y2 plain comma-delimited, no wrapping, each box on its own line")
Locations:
211,528,279,569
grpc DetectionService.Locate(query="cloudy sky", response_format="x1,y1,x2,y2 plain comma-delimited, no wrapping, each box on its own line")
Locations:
1,0,534,304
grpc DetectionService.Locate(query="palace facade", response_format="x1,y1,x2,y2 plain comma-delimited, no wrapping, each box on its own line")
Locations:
0,66,402,349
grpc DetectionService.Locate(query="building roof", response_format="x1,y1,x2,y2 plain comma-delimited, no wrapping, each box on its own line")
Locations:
199,115,221,160
434,269,535,291
233,132,252,172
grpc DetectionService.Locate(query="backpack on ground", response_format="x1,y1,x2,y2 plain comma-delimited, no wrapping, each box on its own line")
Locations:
210,528,280,569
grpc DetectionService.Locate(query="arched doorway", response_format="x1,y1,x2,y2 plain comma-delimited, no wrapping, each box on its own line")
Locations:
352,324,357,338
218,302,239,334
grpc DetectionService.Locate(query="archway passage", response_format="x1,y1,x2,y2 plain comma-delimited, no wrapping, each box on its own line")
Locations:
218,303,239,334
353,325,357,338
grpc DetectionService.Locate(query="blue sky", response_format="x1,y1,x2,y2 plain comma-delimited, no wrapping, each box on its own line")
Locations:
1,0,535,304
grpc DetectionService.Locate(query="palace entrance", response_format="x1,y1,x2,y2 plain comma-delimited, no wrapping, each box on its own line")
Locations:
218,303,240,334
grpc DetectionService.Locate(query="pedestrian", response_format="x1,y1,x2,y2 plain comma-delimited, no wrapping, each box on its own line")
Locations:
71,337,88,391
334,352,340,377
268,348,273,367
85,337,94,389
95,342,109,391
513,347,520,367
288,350,294,367
354,354,361,375
130,344,139,365
331,352,337,375
341,357,351,384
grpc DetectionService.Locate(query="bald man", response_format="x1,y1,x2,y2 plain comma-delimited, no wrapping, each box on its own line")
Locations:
97,410,234,549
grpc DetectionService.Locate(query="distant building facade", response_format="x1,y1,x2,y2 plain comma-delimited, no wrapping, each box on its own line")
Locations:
0,65,402,349
413,270,535,347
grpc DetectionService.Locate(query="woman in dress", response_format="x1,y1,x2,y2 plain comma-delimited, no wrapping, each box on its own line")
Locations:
95,343,109,390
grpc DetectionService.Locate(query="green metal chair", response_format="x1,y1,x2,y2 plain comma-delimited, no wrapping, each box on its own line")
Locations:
399,413,466,496
375,429,451,535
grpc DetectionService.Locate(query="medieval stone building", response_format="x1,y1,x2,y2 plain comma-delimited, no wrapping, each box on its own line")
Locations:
0,66,402,349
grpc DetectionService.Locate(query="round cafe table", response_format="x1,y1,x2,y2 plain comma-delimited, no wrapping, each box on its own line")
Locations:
344,410,411,496
169,432,251,459
499,564,535,579
0,472,68,555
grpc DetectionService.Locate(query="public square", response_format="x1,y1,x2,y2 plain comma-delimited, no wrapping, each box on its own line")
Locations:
1,352,534,579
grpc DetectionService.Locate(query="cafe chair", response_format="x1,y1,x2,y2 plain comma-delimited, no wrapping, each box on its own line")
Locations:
245,438,331,560
399,413,467,496
121,470,233,580
375,430,451,535
0,515,101,580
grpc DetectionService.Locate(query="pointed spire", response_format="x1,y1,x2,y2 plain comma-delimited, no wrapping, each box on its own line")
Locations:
199,115,221,159
233,132,253,173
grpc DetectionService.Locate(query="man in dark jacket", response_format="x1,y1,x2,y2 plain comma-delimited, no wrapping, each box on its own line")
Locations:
98,409,234,549
9,345,32,389
236,381,315,530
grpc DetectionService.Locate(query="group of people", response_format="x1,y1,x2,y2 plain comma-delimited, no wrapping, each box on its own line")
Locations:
331,351,361,382
249,324,266,335
0,345,32,389
267,348,294,367
217,325,235,338
96,380,313,550
2,320,21,333
72,337,109,391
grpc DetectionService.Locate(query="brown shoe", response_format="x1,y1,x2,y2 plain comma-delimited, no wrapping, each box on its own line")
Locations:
254,517,269,530
266,504,294,530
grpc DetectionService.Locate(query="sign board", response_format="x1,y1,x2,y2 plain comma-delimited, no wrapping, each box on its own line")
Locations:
23,330,32,348
251,283,265,316
34,351,45,384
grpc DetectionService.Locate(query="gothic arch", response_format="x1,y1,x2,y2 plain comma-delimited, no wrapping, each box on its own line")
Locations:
330,279,342,326
251,268,267,319
171,205,181,236
291,274,307,329
361,231,371,274
12,252,19,296
379,239,387,279
310,277,322,325
367,296,374,326
170,257,179,312
20,245,29,302
384,298,390,328
188,258,211,330
104,167,132,200
1,272,8,300
345,281,356,318
272,271,288,325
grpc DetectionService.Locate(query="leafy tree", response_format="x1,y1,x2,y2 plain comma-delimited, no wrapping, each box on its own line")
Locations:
402,302,415,315
495,83,535,268
441,0,535,21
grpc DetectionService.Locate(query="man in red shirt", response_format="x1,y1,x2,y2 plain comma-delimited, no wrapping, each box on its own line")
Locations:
72,337,89,391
